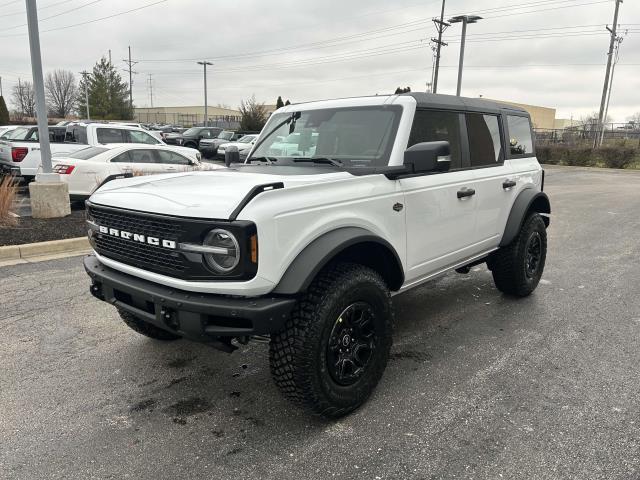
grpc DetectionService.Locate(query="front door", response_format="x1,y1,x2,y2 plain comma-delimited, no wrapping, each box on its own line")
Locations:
400,109,479,285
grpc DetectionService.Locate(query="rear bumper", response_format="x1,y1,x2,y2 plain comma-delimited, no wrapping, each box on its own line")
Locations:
84,255,295,341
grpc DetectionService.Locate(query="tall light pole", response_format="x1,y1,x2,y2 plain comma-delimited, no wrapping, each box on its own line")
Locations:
197,61,212,127
25,0,52,177
25,0,70,218
449,15,482,96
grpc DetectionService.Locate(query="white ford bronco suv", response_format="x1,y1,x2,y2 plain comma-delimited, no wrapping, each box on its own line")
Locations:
84,93,550,417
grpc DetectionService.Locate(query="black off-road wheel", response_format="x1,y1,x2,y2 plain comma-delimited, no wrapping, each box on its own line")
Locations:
118,309,181,341
488,212,547,297
269,263,393,418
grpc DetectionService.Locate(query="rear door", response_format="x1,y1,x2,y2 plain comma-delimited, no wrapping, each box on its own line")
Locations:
127,129,163,145
399,109,479,283
110,149,160,176
465,113,515,249
153,149,194,173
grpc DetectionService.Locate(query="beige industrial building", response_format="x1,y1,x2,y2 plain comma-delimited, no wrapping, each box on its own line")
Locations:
136,100,570,131
134,106,242,127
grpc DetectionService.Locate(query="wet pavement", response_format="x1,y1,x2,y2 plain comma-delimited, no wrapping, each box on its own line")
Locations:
1,166,640,479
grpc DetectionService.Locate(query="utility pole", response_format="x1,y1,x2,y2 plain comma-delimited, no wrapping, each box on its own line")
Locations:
431,0,449,94
108,49,112,65
123,46,138,110
449,15,482,96
600,30,627,146
80,70,90,120
595,0,623,147
197,61,212,127
147,73,154,108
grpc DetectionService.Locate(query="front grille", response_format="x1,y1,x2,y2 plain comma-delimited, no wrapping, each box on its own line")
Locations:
89,205,187,277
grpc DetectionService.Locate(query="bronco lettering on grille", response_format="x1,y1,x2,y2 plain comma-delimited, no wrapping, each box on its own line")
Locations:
98,225,177,249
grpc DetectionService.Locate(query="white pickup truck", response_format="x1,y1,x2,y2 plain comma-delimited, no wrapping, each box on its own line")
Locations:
9,123,196,181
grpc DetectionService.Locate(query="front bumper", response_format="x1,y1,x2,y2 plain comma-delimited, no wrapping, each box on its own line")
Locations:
198,145,218,156
84,255,295,342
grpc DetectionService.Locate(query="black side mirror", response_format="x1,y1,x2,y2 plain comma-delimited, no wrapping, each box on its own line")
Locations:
403,141,451,174
225,145,240,167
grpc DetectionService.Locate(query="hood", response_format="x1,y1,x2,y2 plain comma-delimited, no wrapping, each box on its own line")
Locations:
89,168,350,219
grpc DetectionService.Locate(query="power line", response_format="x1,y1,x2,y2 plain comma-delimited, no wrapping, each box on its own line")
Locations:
0,0,78,18
3,0,104,31
0,0,169,37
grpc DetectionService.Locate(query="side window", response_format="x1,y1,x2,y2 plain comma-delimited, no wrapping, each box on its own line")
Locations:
128,130,160,145
506,115,534,156
97,128,126,144
466,114,503,167
155,150,190,165
128,149,155,164
201,129,212,138
110,152,132,163
408,110,462,169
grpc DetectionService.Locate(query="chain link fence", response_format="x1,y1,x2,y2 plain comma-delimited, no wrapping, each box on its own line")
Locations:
534,123,640,147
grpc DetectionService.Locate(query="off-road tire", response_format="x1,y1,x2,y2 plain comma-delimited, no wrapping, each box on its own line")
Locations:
488,212,547,297
118,309,181,341
269,263,393,418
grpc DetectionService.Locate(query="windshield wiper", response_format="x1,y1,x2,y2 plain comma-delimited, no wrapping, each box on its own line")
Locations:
292,157,344,168
246,111,301,162
246,156,277,165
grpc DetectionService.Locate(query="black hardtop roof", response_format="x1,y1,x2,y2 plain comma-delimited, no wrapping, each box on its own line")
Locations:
402,92,529,116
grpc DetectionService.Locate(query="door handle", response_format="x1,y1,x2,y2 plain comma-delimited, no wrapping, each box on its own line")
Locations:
457,188,476,199
502,180,516,189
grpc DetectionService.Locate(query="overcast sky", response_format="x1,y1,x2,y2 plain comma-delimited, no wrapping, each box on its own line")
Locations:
1,0,639,122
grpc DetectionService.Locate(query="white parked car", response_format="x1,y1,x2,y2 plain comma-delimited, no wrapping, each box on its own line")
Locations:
51,144,222,201
18,122,200,181
216,134,258,160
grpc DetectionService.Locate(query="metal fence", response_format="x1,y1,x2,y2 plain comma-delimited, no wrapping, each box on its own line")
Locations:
133,111,242,129
534,123,640,146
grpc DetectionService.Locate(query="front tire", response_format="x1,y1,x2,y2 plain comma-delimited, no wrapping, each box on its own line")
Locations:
488,212,547,297
269,263,393,418
118,309,181,341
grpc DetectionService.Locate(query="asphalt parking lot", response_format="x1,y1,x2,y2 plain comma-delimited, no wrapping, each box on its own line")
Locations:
1,166,640,479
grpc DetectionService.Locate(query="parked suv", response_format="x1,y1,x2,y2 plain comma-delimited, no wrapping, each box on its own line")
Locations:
164,126,223,148
84,93,550,417
199,130,259,158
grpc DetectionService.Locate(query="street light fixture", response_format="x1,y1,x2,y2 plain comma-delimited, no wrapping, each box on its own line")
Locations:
197,61,213,127
448,15,482,96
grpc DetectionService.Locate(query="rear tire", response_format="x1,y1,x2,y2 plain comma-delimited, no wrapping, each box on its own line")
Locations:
118,309,181,341
269,263,393,418
488,212,547,297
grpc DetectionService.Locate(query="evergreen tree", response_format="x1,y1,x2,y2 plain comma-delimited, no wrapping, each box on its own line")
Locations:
77,57,133,119
285,99,291,106
276,96,284,109
0,96,9,125
394,86,411,94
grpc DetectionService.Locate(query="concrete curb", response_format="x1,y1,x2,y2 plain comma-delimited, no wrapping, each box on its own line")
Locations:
0,237,90,266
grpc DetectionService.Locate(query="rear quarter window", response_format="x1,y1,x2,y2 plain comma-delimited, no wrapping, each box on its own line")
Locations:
506,115,534,157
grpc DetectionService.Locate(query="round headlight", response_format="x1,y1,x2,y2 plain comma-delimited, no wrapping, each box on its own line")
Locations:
203,229,240,273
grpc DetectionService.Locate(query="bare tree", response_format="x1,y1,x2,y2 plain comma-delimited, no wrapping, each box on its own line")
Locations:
239,95,268,131
45,70,77,118
11,80,36,117
627,112,640,126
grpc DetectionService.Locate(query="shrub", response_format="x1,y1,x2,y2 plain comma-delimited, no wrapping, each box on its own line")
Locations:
0,175,18,226
598,147,637,169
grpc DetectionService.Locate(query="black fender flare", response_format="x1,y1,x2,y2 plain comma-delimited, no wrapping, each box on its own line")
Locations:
500,188,551,247
273,227,404,295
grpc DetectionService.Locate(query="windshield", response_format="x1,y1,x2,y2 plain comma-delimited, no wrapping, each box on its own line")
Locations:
67,146,110,160
238,135,256,143
218,131,234,140
4,127,32,141
249,105,402,167
183,127,201,136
